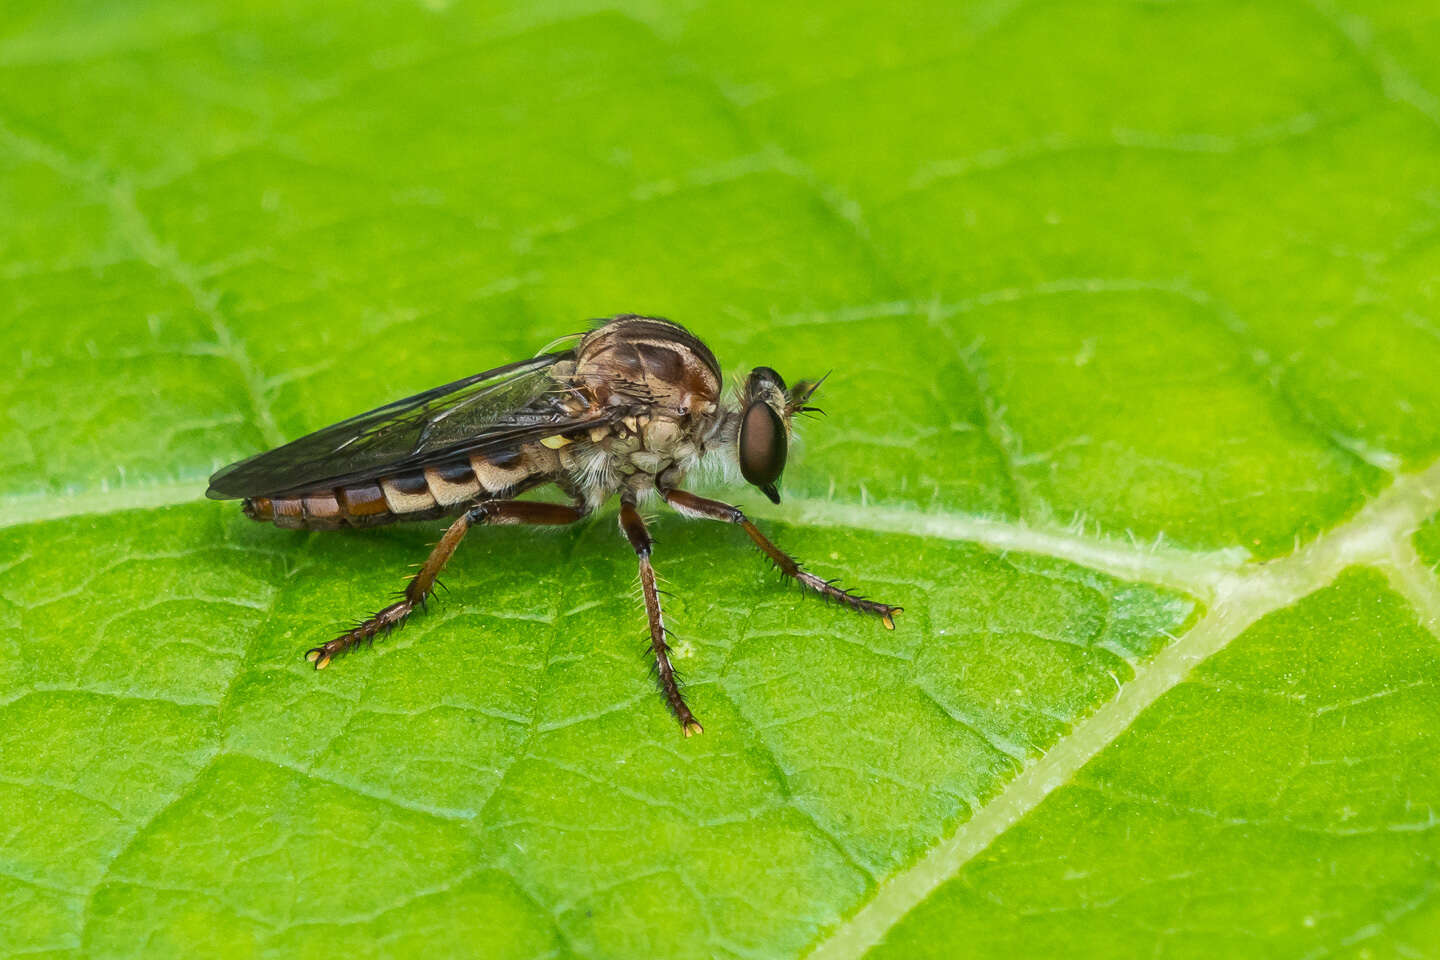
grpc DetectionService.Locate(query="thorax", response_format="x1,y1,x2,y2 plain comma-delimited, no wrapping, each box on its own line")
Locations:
554,316,731,504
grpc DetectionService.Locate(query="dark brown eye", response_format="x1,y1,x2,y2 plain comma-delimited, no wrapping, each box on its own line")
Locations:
739,400,787,502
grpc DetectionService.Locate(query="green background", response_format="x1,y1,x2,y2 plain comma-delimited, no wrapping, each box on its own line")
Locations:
4,1,1440,957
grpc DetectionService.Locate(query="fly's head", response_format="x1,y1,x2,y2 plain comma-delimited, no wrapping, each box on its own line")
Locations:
736,367,826,504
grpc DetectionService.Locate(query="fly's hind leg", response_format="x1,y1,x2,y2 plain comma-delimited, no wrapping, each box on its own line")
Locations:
619,498,703,736
662,488,902,627
307,500,586,669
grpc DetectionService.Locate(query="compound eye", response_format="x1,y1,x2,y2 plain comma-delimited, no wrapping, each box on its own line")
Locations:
739,400,787,497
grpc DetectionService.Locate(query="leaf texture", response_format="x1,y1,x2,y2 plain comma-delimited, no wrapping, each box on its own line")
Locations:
2,1,1439,957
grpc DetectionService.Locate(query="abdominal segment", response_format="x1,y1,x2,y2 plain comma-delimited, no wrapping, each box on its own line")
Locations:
241,444,559,530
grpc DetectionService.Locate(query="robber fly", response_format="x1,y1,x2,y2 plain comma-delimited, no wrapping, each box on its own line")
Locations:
207,315,901,735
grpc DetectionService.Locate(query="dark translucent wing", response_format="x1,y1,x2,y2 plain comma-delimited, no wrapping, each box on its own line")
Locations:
207,350,596,499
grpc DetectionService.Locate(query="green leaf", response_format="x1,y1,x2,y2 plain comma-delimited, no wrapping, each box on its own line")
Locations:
2,1,1439,958
864,568,1440,959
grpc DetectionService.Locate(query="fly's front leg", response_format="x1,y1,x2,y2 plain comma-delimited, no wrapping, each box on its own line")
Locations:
662,488,902,627
307,500,586,669
619,499,703,737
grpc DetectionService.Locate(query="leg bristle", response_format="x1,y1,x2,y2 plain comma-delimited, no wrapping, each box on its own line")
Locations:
303,499,586,678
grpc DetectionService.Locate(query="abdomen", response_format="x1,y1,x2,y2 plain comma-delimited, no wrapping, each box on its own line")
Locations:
243,446,558,530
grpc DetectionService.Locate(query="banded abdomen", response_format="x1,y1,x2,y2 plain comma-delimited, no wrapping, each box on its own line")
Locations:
243,444,560,530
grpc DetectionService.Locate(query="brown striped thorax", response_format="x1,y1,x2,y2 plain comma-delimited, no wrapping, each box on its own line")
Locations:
208,314,899,735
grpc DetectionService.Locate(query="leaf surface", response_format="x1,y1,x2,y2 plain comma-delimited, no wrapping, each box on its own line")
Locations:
3,1,1439,957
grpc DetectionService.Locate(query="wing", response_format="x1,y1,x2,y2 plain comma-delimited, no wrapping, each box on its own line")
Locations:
206,348,610,499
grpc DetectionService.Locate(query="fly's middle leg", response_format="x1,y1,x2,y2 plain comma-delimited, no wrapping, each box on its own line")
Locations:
619,499,703,736
307,499,586,669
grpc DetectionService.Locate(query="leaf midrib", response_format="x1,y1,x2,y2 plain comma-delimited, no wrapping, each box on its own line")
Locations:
806,456,1440,959
0,477,1243,592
